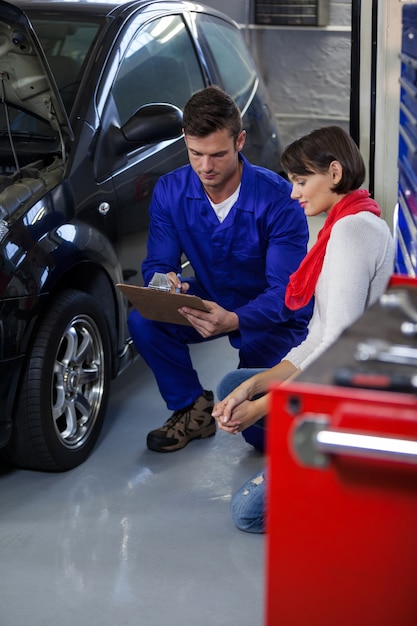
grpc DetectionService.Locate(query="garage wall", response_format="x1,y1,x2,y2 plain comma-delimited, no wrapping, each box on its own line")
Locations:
205,0,351,148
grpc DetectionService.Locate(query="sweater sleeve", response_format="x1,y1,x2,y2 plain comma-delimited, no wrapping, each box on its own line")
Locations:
285,213,394,370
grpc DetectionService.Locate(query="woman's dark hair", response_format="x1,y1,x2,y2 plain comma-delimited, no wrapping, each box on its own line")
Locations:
182,85,242,145
280,126,366,194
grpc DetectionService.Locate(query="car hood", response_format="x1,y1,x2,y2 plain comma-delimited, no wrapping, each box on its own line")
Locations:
0,0,73,139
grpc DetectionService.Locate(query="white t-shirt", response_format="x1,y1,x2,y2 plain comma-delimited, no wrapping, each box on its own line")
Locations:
285,212,395,371
208,185,241,222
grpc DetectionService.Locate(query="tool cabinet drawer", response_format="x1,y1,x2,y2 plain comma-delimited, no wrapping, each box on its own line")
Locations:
266,384,417,626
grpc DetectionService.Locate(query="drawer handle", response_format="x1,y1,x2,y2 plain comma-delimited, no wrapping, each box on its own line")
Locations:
400,76,417,99
399,126,417,155
291,416,417,469
400,101,417,128
396,227,417,277
398,193,417,240
400,52,417,70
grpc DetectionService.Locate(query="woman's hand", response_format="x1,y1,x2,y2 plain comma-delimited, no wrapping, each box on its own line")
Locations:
212,360,299,436
212,384,250,422
212,386,268,435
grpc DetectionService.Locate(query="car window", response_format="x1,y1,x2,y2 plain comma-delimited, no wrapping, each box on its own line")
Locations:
34,19,102,66
112,15,205,125
35,18,103,113
0,16,103,135
195,15,257,112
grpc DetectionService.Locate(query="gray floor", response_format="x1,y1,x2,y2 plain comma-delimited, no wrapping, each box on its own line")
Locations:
0,216,324,626
0,337,265,626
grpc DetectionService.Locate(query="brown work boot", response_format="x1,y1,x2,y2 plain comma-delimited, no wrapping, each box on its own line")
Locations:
147,390,215,452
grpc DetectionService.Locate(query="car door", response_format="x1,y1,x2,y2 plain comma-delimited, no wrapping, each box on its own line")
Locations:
94,11,207,285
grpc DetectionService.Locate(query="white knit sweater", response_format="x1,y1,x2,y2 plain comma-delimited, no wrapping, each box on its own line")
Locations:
285,212,395,371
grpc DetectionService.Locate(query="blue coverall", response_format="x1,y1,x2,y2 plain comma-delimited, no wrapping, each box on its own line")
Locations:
128,154,313,413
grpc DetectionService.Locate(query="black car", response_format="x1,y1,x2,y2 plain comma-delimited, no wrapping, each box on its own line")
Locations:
0,0,282,471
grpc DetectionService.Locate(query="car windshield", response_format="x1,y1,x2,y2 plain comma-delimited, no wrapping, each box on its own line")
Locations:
0,15,104,137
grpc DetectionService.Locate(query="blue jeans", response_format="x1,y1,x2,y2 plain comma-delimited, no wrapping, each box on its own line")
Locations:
216,368,267,452
231,469,266,533
217,369,267,533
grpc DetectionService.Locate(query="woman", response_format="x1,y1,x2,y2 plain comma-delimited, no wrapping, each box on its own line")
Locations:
212,126,395,533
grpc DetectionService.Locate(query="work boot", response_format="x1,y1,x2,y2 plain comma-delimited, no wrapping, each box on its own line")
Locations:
147,390,215,452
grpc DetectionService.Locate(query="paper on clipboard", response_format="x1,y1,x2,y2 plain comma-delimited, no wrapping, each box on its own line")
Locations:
116,283,209,326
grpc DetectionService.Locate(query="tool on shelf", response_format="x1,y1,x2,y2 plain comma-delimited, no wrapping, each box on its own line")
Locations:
355,338,417,366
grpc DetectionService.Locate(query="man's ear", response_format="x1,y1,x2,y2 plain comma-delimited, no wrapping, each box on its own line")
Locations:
329,160,343,184
236,130,246,152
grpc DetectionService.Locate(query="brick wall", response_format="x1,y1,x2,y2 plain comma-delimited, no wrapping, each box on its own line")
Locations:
205,0,352,148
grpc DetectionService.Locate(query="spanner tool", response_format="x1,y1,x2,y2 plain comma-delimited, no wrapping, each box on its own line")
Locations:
355,338,417,366
380,289,417,336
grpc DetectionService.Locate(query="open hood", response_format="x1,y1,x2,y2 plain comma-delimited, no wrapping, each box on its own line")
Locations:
0,0,73,139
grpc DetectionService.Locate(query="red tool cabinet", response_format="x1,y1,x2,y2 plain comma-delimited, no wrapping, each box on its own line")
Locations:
265,280,417,626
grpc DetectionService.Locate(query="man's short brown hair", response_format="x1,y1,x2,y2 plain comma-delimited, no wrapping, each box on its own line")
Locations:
183,86,242,144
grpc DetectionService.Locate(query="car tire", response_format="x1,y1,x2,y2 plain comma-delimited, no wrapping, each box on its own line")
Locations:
2,289,111,471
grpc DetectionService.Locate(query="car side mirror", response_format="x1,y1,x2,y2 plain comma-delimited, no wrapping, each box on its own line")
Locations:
113,103,183,154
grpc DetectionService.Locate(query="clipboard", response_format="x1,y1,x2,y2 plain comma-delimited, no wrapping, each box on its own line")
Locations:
116,283,208,326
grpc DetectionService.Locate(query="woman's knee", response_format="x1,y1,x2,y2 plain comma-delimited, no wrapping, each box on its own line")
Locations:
216,369,265,401
217,371,243,401
230,471,265,533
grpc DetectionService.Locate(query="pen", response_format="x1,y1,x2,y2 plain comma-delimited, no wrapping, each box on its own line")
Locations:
176,273,182,293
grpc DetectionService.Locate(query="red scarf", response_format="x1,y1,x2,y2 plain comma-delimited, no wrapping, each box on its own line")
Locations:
285,189,381,310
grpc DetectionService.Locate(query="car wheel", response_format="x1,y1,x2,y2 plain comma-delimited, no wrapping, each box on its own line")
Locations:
3,289,111,471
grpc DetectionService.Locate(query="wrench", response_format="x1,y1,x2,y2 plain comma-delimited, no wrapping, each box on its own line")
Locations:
355,339,417,366
380,289,417,336
380,289,417,322
401,321,417,337
334,366,417,393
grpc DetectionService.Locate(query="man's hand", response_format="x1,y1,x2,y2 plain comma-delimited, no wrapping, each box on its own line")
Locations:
178,300,238,338
166,271,189,294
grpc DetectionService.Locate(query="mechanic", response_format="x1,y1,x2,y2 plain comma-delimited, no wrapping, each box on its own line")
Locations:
128,85,313,453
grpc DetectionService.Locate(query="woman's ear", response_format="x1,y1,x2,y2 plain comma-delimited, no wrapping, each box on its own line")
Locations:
329,160,343,184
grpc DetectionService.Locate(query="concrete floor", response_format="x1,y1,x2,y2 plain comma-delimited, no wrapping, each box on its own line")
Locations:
0,337,265,626
0,216,325,626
